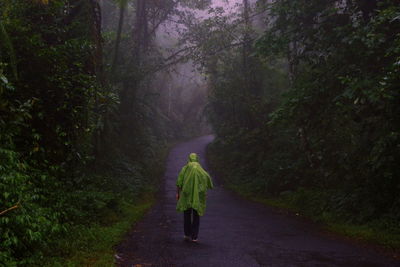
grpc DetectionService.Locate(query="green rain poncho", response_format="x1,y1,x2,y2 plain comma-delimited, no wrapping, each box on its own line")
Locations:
176,153,213,216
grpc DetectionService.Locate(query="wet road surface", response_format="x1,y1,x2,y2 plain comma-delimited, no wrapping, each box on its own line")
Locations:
116,135,399,267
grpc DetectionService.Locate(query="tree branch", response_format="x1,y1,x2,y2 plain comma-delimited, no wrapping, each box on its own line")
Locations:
0,202,20,216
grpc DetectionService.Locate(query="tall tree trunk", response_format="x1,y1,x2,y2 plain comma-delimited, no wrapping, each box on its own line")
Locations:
133,0,142,63
133,0,149,65
287,41,298,85
242,0,249,62
111,1,126,76
89,0,104,156
242,0,250,91
89,0,104,82
120,0,148,114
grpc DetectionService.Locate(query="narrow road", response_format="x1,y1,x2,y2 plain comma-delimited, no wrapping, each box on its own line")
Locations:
116,135,399,267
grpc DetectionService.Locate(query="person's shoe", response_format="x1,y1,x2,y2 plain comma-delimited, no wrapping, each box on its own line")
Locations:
191,238,198,243
184,235,191,241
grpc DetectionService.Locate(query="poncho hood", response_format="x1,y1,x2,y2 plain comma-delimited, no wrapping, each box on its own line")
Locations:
176,153,213,216
188,153,199,162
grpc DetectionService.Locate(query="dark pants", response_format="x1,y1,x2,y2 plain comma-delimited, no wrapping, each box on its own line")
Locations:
184,208,200,240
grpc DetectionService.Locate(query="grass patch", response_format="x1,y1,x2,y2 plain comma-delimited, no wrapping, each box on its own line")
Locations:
44,194,154,267
326,222,400,249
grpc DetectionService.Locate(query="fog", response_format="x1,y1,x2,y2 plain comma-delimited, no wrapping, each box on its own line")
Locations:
98,0,261,138
152,0,246,136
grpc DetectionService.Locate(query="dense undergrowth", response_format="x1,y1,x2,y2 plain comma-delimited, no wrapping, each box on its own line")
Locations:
47,198,152,266
41,151,166,266
1,139,168,266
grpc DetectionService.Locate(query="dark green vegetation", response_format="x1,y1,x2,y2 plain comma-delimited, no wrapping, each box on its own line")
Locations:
205,0,400,250
1,0,399,265
0,0,210,265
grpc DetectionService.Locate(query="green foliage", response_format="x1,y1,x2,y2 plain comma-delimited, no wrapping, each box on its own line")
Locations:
206,0,400,241
0,148,65,265
0,0,170,265
257,0,400,220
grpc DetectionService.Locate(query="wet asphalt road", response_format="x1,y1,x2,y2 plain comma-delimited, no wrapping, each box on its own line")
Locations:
116,135,399,267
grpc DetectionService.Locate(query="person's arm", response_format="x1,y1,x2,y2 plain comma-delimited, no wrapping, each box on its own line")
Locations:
207,174,214,189
176,166,187,201
176,186,181,200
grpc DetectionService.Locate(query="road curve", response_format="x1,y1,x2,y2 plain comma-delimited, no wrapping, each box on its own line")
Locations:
116,135,399,267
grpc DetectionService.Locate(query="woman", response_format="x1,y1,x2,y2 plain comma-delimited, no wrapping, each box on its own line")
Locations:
176,153,213,243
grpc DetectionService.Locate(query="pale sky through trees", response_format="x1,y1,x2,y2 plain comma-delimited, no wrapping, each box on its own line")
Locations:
211,0,241,10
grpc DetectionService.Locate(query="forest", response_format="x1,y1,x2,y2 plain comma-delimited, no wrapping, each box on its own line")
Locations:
0,0,399,265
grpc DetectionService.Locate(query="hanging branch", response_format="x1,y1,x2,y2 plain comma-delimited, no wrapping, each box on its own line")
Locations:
0,202,20,216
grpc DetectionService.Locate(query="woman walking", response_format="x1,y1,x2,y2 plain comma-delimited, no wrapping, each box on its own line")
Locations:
176,153,213,243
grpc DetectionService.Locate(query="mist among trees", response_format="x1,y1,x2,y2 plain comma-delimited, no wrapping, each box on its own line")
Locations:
0,0,399,265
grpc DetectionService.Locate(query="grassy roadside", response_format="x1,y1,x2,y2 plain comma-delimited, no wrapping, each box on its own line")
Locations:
229,183,400,250
39,143,172,266
44,195,154,267
206,145,400,258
